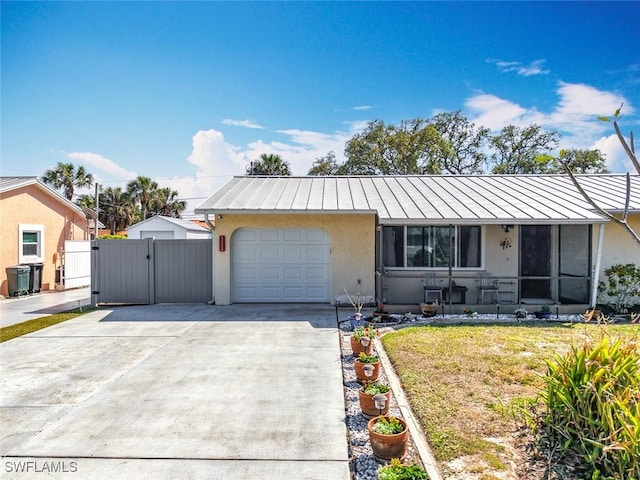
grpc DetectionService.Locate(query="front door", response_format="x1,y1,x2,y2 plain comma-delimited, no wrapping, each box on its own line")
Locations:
520,225,551,300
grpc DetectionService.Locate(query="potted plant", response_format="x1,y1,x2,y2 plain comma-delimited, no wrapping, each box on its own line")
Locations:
420,302,438,317
367,415,409,461
372,303,390,319
351,326,377,356
534,304,552,319
354,352,380,382
359,381,391,418
514,307,528,320
377,458,428,480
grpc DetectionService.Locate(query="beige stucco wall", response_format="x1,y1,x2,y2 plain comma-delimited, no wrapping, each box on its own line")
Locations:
598,213,640,271
212,213,376,305
0,186,89,296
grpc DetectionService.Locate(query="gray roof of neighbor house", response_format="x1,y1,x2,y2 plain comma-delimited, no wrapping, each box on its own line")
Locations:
0,176,88,217
195,174,640,225
127,215,211,232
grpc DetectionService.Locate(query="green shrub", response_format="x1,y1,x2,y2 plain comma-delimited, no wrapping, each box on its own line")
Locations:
378,458,428,480
598,263,640,314
541,335,640,479
357,352,379,364
98,234,127,240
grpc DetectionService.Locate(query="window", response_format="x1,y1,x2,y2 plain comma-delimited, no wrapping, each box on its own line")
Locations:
19,224,44,263
382,225,482,269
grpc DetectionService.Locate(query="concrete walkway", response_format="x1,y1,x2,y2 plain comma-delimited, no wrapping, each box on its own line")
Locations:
0,287,91,327
0,304,350,479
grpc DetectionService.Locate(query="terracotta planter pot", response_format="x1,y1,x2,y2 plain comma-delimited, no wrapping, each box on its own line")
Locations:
358,388,390,418
350,336,373,356
354,359,380,382
420,303,438,317
367,416,408,461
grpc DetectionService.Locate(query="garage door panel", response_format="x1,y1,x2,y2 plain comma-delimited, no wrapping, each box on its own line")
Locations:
260,267,280,280
260,247,280,261
283,267,303,280
232,228,331,303
306,229,327,242
260,229,281,242
283,247,304,262
283,230,304,242
305,246,328,262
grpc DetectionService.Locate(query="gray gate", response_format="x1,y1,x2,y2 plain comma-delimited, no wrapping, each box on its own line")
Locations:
91,238,212,305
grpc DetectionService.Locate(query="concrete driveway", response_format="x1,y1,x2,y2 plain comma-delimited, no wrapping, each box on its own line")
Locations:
0,304,350,479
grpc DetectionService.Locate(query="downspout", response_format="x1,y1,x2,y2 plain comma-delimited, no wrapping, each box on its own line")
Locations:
590,223,605,308
205,212,216,305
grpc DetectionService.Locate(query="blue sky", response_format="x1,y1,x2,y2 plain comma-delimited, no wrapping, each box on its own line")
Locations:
2,1,639,214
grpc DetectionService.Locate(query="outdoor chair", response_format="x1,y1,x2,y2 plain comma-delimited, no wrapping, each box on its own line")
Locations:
422,273,443,303
476,272,499,304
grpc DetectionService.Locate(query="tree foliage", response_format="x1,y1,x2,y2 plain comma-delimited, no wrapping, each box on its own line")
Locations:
431,111,490,174
246,153,291,176
41,162,93,201
489,124,559,174
547,148,610,174
126,176,159,221
308,151,340,176
342,119,445,175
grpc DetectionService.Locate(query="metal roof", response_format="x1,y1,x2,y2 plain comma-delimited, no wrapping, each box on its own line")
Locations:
0,176,87,216
127,215,211,232
195,174,640,225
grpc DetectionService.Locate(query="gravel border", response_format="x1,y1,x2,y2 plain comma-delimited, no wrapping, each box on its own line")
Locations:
339,320,424,480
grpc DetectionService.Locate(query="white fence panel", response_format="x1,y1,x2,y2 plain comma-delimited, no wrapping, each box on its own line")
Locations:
64,240,91,289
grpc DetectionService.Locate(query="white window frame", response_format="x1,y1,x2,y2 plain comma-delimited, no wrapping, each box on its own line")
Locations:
19,224,45,264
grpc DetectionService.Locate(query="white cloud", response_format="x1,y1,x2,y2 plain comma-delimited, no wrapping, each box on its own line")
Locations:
222,119,264,129
592,134,633,172
353,105,374,111
66,151,137,181
465,82,634,171
488,58,549,76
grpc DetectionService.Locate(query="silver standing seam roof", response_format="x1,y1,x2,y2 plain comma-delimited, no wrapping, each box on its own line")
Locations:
195,174,640,225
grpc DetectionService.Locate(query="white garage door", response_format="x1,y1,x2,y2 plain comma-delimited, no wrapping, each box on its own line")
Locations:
232,228,331,303
141,230,174,239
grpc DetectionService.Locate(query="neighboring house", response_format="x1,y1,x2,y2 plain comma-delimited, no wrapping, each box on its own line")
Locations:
195,174,640,310
0,176,94,296
126,215,212,240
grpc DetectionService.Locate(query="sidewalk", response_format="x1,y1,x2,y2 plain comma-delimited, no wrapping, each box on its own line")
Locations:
0,287,91,328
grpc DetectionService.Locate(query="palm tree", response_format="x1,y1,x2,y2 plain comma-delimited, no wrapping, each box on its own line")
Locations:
126,176,158,220
148,188,186,218
100,187,136,234
41,162,94,200
246,153,291,176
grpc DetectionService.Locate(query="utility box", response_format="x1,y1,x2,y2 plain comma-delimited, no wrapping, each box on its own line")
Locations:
28,263,44,293
6,265,30,297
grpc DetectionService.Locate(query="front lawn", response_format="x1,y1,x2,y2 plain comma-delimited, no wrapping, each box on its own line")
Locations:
381,322,639,480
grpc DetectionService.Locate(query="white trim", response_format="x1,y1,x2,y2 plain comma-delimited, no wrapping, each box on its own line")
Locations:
18,224,45,264
591,223,606,307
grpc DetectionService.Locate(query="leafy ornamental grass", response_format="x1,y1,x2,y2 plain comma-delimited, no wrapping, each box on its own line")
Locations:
0,307,94,342
381,323,639,480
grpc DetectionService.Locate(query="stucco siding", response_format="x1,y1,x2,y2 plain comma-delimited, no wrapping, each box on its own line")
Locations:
0,186,89,296
212,213,376,305
599,213,640,271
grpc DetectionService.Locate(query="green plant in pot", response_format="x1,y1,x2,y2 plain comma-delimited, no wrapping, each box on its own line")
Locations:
359,381,391,418
534,304,552,319
367,415,409,461
351,326,377,356
354,352,380,382
377,458,428,480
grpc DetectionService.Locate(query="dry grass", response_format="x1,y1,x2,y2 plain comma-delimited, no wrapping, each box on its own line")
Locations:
381,322,639,479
